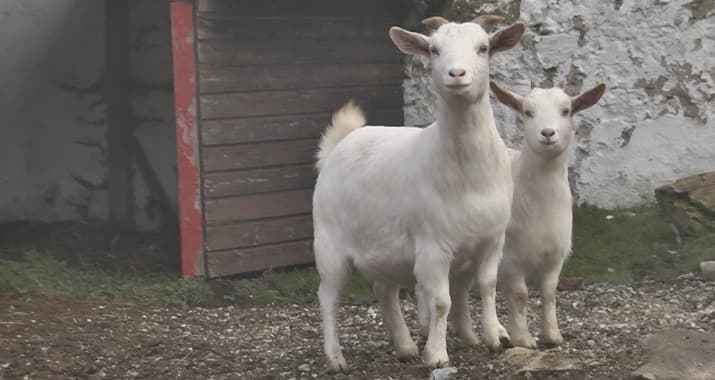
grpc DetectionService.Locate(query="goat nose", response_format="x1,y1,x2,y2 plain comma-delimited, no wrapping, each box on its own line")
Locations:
541,128,556,138
448,68,466,78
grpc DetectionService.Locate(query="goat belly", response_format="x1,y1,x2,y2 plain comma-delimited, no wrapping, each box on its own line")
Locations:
354,256,416,284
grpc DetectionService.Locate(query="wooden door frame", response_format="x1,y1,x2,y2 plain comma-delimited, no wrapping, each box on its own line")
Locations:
171,0,205,277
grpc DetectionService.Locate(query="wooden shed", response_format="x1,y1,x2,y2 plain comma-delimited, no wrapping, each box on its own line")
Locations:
170,0,408,277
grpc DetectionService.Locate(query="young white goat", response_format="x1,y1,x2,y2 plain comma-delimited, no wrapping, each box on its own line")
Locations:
312,16,525,372
489,81,606,348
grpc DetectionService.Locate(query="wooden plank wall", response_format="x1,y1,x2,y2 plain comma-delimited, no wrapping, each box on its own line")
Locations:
196,0,406,277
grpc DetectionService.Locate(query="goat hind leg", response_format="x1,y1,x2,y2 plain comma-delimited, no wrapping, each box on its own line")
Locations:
316,235,350,373
373,281,418,361
450,270,480,345
415,285,430,338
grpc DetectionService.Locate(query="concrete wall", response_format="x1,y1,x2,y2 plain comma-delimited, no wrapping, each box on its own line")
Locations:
0,0,177,229
404,0,715,208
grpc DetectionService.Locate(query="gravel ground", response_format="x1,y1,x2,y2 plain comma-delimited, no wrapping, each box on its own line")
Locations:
1,275,713,379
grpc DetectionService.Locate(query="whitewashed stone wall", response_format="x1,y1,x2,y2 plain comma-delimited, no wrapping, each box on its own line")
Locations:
0,0,177,229
404,0,715,207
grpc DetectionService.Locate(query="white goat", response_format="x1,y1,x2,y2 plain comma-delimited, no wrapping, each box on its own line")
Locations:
313,16,526,372
489,81,606,348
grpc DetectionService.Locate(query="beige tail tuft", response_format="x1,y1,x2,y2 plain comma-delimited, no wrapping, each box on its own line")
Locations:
315,101,366,170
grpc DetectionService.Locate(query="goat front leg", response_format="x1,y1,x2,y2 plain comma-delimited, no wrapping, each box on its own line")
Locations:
373,281,419,361
477,236,512,352
501,268,536,348
450,268,480,345
540,261,565,346
414,243,452,368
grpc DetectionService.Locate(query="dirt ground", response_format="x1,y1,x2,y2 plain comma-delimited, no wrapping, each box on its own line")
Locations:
1,276,713,380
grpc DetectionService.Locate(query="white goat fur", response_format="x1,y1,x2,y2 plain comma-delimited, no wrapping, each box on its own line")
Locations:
312,19,526,372
315,101,365,171
489,81,606,348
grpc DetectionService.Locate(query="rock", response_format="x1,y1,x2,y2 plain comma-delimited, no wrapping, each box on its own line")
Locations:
297,364,311,373
655,171,715,236
634,372,657,380
431,367,458,380
558,276,584,291
701,261,715,280
632,328,715,380
537,17,564,35
499,347,582,379
500,347,540,364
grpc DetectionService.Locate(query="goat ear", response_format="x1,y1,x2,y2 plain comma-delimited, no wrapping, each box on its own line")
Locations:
571,83,606,113
490,81,523,112
472,14,504,29
389,27,430,57
422,16,449,31
489,21,526,55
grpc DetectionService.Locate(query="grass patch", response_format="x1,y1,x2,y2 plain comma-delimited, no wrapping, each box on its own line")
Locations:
0,251,374,306
565,204,715,283
0,250,213,306
1,204,712,306
220,267,374,305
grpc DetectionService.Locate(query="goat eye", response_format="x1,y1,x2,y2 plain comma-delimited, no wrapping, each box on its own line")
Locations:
561,109,570,117
478,45,488,54
429,46,440,56
524,110,534,118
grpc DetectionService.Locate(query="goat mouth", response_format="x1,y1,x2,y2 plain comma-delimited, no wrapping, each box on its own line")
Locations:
445,83,471,89
540,140,557,146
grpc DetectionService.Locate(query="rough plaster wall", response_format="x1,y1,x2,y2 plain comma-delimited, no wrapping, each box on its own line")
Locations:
129,0,178,229
403,0,715,208
0,0,106,222
0,0,177,229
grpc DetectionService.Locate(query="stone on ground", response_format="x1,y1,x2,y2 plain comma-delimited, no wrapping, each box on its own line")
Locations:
632,328,715,380
701,261,715,280
499,347,581,379
655,171,715,236
431,367,457,380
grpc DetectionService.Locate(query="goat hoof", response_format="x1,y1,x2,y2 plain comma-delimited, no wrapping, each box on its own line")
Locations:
485,335,513,352
484,324,512,352
457,330,481,346
423,349,450,368
499,335,514,349
326,352,349,373
396,343,419,362
540,331,564,347
511,334,537,349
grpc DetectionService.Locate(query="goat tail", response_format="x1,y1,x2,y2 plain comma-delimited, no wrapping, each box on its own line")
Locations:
315,100,366,170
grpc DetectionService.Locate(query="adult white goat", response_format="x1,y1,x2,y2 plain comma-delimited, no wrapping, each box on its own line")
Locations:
489,81,606,348
313,16,526,372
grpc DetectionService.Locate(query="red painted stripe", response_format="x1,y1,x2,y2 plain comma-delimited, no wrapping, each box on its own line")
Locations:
171,1,203,277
